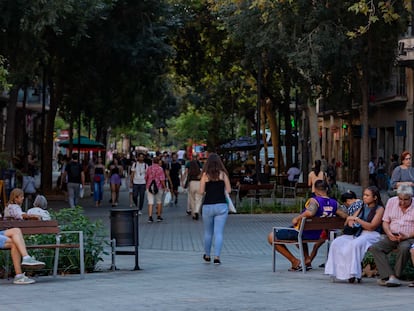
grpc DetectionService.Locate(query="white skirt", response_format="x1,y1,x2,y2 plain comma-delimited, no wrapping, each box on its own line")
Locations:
324,230,381,280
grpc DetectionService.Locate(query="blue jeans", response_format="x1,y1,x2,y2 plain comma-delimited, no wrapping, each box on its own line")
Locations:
133,184,146,210
202,203,228,257
93,174,105,202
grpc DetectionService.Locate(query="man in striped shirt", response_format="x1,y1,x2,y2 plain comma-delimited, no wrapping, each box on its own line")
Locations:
370,184,414,287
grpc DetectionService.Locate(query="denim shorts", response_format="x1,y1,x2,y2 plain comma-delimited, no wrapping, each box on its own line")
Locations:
0,230,7,249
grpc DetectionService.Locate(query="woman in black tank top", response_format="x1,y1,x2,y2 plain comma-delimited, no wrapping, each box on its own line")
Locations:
199,153,231,265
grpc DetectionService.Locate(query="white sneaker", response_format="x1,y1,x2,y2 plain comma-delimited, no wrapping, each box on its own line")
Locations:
21,256,45,269
386,277,401,287
13,273,35,285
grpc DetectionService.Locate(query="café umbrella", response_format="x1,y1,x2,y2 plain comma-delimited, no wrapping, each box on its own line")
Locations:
58,136,105,152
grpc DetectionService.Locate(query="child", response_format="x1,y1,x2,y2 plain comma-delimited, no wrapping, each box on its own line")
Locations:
4,188,41,220
27,194,51,220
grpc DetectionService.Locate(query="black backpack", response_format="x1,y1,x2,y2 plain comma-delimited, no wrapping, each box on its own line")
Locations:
148,179,158,194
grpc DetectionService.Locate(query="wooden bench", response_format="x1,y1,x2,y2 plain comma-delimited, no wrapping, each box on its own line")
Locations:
0,219,85,279
272,216,345,273
237,183,276,212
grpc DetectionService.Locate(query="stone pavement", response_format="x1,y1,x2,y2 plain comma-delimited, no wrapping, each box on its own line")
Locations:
1,180,412,311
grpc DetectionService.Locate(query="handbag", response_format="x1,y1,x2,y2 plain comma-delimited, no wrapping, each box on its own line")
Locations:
94,175,101,183
343,206,365,237
225,192,236,213
343,225,362,236
149,179,159,194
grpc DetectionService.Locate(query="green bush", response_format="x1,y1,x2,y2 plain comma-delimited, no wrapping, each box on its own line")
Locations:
0,206,108,276
237,198,306,214
362,251,414,280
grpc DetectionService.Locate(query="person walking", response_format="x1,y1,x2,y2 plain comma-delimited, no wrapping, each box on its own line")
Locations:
108,157,123,207
187,160,202,220
130,153,148,214
169,152,182,205
145,157,168,223
61,153,85,208
198,153,231,265
390,150,414,192
93,156,105,207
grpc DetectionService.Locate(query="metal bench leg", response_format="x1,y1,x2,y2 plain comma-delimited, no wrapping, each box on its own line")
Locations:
79,231,85,279
53,234,61,278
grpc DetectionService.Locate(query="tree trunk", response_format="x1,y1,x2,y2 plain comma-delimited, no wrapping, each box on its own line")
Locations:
359,78,369,188
307,100,321,167
5,87,18,155
265,98,281,173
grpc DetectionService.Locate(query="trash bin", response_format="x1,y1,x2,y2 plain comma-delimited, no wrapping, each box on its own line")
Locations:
110,208,139,246
110,208,140,270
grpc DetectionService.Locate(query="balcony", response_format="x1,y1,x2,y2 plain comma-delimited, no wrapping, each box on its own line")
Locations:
398,37,414,67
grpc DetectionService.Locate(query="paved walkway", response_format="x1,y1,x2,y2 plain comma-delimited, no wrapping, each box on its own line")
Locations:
1,180,412,310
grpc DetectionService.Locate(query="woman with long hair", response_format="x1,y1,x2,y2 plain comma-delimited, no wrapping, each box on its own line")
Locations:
109,157,123,207
187,160,202,220
324,186,385,283
308,159,327,194
199,153,231,264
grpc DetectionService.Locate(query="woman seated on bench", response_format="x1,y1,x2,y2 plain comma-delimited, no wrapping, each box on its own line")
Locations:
0,226,46,284
4,188,41,220
324,186,384,283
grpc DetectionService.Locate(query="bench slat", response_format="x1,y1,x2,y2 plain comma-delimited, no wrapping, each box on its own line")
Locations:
26,244,80,249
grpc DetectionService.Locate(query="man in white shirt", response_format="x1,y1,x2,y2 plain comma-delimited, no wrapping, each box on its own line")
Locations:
177,149,186,165
130,153,148,214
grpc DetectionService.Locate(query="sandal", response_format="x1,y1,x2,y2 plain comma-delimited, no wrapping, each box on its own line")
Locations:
306,265,312,271
288,265,303,272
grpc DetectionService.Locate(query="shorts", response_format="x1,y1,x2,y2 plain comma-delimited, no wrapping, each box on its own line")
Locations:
0,231,8,249
110,174,122,185
274,228,322,240
146,189,164,205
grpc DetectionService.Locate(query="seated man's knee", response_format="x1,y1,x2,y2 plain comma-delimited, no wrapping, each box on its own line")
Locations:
267,232,274,245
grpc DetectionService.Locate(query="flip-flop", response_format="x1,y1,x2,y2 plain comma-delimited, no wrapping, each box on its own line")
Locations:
288,265,303,272
306,266,312,271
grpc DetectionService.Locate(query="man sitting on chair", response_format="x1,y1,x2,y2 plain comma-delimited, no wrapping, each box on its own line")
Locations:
267,180,347,271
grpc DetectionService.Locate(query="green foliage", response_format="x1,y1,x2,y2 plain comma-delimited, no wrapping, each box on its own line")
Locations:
0,55,11,91
237,198,304,214
0,207,108,276
167,105,211,144
363,251,414,280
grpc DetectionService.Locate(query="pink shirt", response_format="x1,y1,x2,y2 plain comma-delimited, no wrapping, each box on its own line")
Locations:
145,164,166,190
383,196,414,236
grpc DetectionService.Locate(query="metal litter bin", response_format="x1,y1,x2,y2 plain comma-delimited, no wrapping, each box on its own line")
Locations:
110,208,140,270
